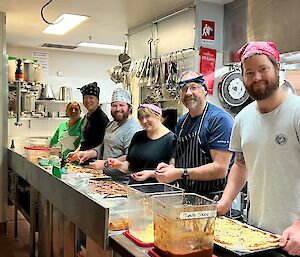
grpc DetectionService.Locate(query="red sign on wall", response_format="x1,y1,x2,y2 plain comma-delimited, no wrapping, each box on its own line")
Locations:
199,47,217,95
201,20,215,42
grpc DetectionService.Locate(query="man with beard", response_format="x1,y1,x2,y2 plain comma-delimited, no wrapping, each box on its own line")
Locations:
75,88,142,173
217,41,300,256
155,71,234,199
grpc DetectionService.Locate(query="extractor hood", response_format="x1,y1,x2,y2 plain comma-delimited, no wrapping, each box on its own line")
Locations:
223,0,300,64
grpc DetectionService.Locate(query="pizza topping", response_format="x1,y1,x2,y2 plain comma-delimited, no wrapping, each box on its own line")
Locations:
67,164,109,178
214,216,280,252
88,180,128,197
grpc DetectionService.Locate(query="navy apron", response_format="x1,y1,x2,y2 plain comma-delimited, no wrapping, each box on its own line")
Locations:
175,103,226,199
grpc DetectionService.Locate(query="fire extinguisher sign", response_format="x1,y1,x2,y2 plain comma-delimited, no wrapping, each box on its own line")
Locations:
201,20,215,43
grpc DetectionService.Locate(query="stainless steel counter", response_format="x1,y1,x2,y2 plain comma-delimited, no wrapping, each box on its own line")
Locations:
8,148,111,257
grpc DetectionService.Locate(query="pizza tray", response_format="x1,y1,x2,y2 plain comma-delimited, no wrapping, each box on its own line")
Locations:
214,217,281,256
214,243,279,256
66,164,111,179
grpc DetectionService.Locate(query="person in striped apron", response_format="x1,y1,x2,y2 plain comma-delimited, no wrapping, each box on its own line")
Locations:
156,71,234,199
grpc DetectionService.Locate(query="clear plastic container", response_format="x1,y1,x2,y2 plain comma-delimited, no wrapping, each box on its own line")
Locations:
24,146,52,163
99,197,129,232
127,183,184,243
152,193,217,257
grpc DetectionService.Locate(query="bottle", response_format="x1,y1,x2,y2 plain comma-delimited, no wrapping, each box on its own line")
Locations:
10,139,15,149
15,59,24,81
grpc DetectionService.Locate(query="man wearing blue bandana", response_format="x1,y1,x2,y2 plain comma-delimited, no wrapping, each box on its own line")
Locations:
156,71,234,199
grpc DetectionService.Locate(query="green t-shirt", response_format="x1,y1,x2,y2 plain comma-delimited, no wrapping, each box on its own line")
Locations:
50,118,82,158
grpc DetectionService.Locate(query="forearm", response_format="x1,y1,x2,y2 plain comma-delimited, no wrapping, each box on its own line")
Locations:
185,149,232,181
222,163,248,203
88,148,98,159
187,162,228,181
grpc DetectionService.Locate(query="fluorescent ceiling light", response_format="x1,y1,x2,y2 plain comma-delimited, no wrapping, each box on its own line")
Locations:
77,42,124,50
43,13,89,35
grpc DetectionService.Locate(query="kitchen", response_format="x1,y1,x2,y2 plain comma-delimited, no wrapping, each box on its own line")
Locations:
1,0,300,256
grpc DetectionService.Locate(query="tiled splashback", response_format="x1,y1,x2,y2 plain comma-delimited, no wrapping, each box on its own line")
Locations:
8,118,67,148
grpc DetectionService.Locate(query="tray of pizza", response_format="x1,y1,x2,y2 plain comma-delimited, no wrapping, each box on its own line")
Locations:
87,180,128,198
66,163,110,179
214,216,281,255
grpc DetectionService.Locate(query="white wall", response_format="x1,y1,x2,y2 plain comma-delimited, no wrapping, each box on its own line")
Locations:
7,46,123,143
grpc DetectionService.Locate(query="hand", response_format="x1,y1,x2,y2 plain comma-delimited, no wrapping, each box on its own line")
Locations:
216,198,231,216
89,160,105,170
106,158,121,169
131,170,155,182
66,151,78,163
155,165,181,183
279,220,300,256
156,162,171,171
78,150,94,164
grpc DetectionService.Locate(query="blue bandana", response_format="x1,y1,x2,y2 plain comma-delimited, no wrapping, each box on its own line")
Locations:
178,76,207,91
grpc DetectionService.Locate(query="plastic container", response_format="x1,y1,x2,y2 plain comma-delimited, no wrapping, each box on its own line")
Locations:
152,193,217,257
24,146,52,163
99,197,129,232
127,183,184,244
38,156,50,166
29,137,50,147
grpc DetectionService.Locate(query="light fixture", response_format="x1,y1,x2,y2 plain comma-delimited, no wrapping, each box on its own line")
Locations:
43,13,89,35
77,42,124,51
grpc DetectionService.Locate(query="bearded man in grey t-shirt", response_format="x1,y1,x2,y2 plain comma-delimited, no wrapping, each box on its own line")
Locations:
74,88,142,172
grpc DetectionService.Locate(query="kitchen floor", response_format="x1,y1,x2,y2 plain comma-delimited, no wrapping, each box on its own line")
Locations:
0,205,30,257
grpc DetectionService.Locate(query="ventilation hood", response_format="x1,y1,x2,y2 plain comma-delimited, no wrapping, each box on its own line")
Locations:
223,0,300,64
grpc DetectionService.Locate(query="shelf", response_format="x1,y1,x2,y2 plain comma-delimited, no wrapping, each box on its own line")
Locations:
35,99,70,104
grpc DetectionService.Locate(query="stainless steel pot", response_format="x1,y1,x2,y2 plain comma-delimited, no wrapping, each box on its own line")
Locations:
59,86,72,101
21,92,36,112
24,61,42,83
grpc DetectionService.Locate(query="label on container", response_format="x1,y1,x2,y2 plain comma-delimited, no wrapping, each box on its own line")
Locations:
179,210,217,220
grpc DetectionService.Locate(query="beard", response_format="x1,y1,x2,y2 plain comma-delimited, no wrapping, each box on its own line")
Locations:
111,110,130,122
182,96,200,110
245,75,279,101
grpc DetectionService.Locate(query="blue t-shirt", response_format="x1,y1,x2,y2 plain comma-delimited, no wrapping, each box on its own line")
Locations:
175,103,234,175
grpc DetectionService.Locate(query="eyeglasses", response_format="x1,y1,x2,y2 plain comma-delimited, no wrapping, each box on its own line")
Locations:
180,84,203,94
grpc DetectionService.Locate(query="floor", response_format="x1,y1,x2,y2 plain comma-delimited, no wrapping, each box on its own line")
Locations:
0,205,30,257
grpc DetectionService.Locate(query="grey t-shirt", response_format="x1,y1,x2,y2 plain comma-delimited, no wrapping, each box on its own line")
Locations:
94,116,142,159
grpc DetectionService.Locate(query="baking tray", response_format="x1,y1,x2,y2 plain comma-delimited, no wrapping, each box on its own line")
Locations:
214,217,280,256
66,164,111,179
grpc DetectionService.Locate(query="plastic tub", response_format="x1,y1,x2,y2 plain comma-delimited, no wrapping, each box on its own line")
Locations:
152,193,217,257
99,197,129,232
127,183,184,244
29,137,50,147
24,146,52,163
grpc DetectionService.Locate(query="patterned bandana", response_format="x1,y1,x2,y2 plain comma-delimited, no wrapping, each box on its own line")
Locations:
237,41,280,63
111,88,132,105
138,104,162,116
80,82,100,98
178,75,207,91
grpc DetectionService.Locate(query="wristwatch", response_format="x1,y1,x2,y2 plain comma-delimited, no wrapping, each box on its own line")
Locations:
182,168,189,180
104,160,109,168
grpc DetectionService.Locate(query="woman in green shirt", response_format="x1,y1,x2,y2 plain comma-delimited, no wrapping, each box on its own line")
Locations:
50,101,83,159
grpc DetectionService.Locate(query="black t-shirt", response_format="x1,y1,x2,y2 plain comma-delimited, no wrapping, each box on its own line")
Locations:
80,106,109,151
126,130,174,183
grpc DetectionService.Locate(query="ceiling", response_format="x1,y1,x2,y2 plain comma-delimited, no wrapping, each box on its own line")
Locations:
0,0,232,56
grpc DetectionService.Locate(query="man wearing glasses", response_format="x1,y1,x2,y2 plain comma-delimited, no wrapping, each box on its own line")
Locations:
156,71,234,199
